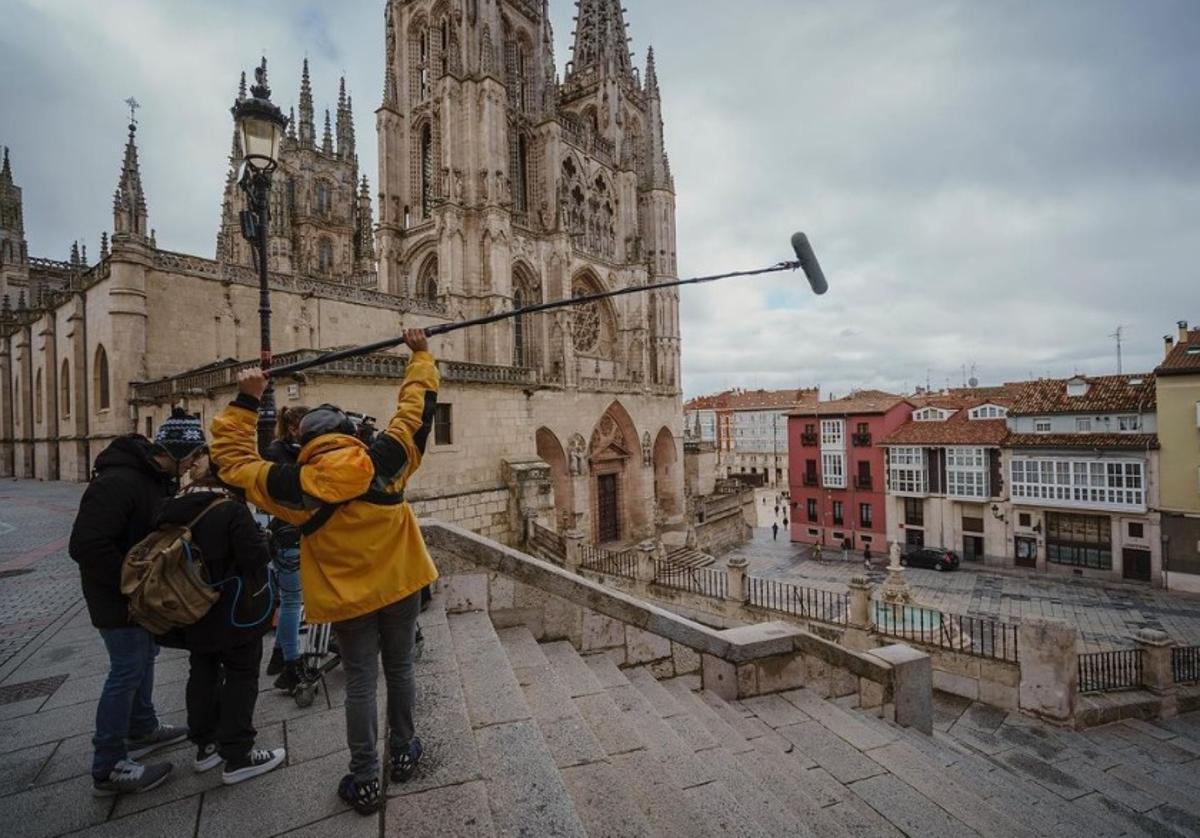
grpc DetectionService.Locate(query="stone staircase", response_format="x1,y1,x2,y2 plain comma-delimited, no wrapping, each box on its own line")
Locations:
401,597,1200,838
664,545,715,570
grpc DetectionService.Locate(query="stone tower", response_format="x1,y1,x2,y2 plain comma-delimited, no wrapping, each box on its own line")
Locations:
216,62,376,279
374,0,680,385
0,146,30,300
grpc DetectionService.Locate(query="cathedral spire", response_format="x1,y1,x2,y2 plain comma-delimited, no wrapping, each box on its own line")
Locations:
568,0,634,82
100,231,109,259
645,46,659,94
238,70,247,100
354,173,375,269
111,110,150,242
298,58,315,148
336,77,355,159
1,146,11,184
287,106,297,141
322,108,334,155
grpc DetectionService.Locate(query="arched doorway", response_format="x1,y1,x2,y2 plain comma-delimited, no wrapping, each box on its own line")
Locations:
588,401,641,544
653,427,679,519
535,427,572,530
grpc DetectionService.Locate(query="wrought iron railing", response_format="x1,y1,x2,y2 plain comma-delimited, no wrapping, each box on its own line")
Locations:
747,578,848,625
1173,646,1199,684
802,474,820,487
800,432,818,446
854,475,874,490
579,545,637,579
852,432,873,447
1078,649,1142,693
653,564,727,599
874,602,1018,663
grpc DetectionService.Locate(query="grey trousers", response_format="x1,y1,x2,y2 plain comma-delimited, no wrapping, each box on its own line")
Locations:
333,590,421,781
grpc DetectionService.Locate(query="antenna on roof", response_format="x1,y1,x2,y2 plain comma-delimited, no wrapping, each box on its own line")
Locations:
1109,325,1124,374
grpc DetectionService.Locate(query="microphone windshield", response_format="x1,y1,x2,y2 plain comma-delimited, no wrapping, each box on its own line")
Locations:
791,232,828,295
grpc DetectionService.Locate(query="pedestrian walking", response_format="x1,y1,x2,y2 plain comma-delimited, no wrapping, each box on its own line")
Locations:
842,537,851,562
864,547,873,570
69,415,196,796
772,522,779,541
211,328,439,816
157,450,284,785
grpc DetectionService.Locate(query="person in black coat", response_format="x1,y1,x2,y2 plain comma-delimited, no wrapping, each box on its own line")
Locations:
159,454,285,785
69,432,190,796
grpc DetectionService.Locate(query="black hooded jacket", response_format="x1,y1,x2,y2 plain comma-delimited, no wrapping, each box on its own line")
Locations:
263,438,302,550
69,435,176,629
154,490,273,653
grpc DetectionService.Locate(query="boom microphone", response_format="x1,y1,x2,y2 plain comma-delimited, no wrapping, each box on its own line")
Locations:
791,232,828,295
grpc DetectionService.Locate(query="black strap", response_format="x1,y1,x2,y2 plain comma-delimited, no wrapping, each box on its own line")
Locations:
298,490,405,538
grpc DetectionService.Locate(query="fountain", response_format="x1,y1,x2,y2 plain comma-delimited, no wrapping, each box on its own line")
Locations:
873,542,945,636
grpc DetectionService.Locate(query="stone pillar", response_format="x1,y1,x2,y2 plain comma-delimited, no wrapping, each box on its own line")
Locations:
1136,628,1177,719
636,539,657,584
563,528,585,574
725,556,748,603
866,644,933,734
1017,618,1078,724
848,576,873,628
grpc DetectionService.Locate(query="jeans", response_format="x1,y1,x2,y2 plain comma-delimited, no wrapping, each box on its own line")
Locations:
187,637,263,761
273,547,302,662
333,591,421,782
92,627,159,778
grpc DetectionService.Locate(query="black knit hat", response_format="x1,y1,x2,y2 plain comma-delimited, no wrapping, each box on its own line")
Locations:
154,407,207,461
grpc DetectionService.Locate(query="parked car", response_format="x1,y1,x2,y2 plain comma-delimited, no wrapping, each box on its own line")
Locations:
901,546,960,571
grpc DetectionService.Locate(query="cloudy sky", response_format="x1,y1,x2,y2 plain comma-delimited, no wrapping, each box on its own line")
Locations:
2,1,1197,399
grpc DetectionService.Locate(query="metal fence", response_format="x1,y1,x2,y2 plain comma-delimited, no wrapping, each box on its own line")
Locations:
873,602,1019,663
654,564,727,599
1078,649,1142,693
1173,646,1200,684
579,545,638,579
746,577,848,625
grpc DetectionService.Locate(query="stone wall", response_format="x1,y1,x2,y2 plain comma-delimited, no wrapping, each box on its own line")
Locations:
692,490,753,555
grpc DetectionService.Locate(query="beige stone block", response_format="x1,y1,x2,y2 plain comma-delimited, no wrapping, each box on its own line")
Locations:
933,669,980,701
754,654,806,694
859,677,885,709
581,610,625,652
647,658,676,679
830,665,858,698
624,625,671,665
671,643,701,675
934,651,982,679
489,574,515,610
804,654,829,696
736,663,758,697
601,646,628,668
702,654,737,701
980,660,1020,688
543,595,583,646
979,680,1018,711
443,573,488,613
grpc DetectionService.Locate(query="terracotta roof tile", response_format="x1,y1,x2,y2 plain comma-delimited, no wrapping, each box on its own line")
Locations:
1009,374,1155,415
1157,328,1200,375
790,390,908,417
1006,433,1159,450
881,416,1009,447
686,387,818,412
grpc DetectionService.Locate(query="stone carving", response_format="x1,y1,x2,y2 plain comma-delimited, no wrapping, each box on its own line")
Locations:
571,299,600,354
568,433,586,476
641,430,652,466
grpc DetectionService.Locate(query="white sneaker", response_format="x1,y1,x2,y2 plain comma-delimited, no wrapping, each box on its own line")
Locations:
92,759,172,797
221,748,285,785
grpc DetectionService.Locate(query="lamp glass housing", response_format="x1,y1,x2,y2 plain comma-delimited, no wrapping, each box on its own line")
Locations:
238,111,283,170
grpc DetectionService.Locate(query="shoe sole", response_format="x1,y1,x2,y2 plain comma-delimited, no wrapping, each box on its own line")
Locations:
194,754,223,773
92,769,172,797
222,752,285,785
126,732,189,761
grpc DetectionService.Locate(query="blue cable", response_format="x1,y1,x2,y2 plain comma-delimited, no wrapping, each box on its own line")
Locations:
184,540,276,629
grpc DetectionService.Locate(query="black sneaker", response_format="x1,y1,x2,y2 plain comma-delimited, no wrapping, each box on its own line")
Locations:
266,646,285,676
221,748,285,785
92,759,172,797
193,742,222,773
273,660,304,693
390,737,423,783
338,773,381,815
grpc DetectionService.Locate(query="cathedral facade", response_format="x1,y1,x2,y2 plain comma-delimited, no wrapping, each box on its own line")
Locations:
0,0,683,547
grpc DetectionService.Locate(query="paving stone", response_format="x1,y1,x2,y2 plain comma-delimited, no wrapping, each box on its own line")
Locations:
412,622,457,677
0,741,54,796
707,744,828,837
1145,801,1200,837
1072,792,1190,838
496,625,548,672
608,749,709,838
1107,764,1200,819
474,719,586,838
697,689,774,742
741,693,811,729
573,692,645,757
560,760,657,838
281,808,379,838
38,722,191,788
284,706,351,766
541,641,605,698
388,671,483,799
448,612,530,729
64,795,199,838
998,749,1091,801
582,651,628,689
38,659,190,712
776,720,887,784
626,666,688,719
0,696,47,721
384,780,494,837
660,678,754,753
0,772,113,838
681,780,773,838
823,798,907,838
1106,723,1200,762
848,772,979,838
781,688,896,751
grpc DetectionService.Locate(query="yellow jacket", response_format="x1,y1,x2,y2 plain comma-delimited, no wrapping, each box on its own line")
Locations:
209,351,440,624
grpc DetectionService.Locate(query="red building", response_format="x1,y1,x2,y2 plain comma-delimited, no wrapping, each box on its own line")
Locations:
787,391,913,552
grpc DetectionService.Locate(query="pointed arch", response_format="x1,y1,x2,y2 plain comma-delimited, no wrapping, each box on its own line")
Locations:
60,359,71,419
35,368,43,425
535,427,572,530
94,344,110,412
653,426,680,517
588,400,644,544
416,253,439,302
512,260,542,368
570,269,618,360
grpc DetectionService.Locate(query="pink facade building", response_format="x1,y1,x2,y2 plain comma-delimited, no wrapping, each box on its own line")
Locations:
787,391,913,552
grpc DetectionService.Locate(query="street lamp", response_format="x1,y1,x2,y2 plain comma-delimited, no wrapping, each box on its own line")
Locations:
231,57,289,452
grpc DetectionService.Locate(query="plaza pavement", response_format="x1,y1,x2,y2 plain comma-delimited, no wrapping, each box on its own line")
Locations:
731,527,1200,653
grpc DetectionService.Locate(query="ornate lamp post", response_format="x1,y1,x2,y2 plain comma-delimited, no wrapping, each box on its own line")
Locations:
231,57,289,452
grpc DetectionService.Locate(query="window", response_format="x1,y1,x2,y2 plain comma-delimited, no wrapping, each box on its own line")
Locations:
1128,522,1144,540
904,497,924,527
1075,417,1092,432
513,287,527,366
420,124,434,217
963,515,984,533
804,459,818,484
434,403,453,446
1066,378,1089,397
856,459,872,488
1117,415,1141,432
318,238,334,274
820,419,844,448
832,501,844,525
946,446,988,499
860,503,873,528
1010,456,1145,511
60,360,70,419
94,345,110,411
807,528,819,538
144,416,153,438
316,181,332,216
807,498,818,523
913,407,950,421
417,258,439,301
1034,418,1052,433
35,369,43,424
969,404,1007,420
856,422,869,436
821,451,846,488
1046,512,1111,570
1018,513,1031,527
888,446,927,494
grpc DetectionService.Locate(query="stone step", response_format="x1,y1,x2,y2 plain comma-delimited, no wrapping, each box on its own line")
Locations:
447,612,586,838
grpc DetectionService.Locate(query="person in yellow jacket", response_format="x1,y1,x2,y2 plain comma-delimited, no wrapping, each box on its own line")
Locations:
209,328,438,816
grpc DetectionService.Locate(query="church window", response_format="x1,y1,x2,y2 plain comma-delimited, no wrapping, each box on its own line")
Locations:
35,369,43,424
514,134,529,214
94,345,110,412
420,124,434,217
420,30,430,98
318,238,334,274
417,257,439,301
513,287,527,367
434,403,453,446
316,181,332,217
60,360,70,419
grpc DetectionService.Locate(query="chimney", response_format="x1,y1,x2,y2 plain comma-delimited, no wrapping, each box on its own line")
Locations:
1164,335,1175,358
1179,320,1190,343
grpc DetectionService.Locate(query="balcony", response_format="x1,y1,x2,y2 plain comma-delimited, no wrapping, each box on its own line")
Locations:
852,432,872,447
802,473,820,487
854,475,874,491
801,432,818,447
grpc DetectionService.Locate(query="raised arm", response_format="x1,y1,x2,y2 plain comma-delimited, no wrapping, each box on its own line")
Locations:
366,328,440,488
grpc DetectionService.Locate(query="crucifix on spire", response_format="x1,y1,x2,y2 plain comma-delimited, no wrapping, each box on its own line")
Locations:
124,97,141,126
